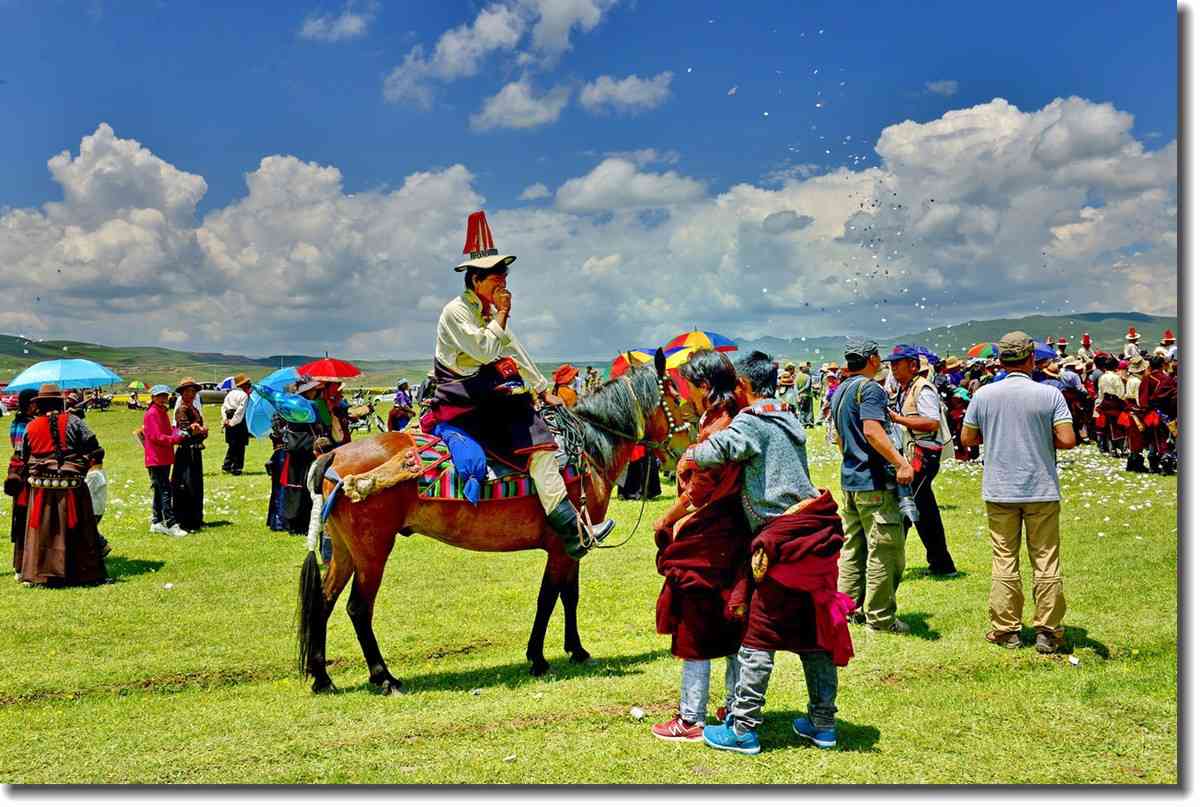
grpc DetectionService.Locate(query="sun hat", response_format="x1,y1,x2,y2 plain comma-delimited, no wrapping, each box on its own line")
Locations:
454,210,516,272
553,364,579,386
33,383,64,404
1043,362,1060,378
1162,329,1176,343
233,373,251,388
943,356,963,370
1127,355,1149,374
1056,336,1068,346
175,377,201,393
150,384,171,397
1125,326,1141,341
997,331,1035,362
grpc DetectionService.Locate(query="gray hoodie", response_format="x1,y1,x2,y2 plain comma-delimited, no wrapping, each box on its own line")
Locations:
690,399,820,532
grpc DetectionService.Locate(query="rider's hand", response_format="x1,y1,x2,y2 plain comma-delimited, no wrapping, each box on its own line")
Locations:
896,459,915,486
494,288,512,313
541,390,563,407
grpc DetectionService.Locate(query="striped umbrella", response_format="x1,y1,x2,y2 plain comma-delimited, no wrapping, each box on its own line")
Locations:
665,330,738,353
966,342,998,359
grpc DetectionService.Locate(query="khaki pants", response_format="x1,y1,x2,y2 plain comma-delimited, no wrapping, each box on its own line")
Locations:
529,450,567,515
837,488,906,628
985,501,1066,635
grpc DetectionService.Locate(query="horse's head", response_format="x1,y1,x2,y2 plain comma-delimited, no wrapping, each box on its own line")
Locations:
643,348,699,466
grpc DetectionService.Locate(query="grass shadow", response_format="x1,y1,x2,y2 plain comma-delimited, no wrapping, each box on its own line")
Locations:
895,611,941,641
201,520,234,528
903,567,968,583
762,712,881,753
327,649,669,697
105,556,166,582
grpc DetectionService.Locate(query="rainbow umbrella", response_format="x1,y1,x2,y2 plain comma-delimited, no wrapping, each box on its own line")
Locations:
966,342,998,359
665,330,737,353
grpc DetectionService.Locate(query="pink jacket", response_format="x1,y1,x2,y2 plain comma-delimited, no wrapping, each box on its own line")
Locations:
143,403,183,467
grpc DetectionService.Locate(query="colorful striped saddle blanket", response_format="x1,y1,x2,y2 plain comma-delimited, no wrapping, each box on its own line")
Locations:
411,432,580,502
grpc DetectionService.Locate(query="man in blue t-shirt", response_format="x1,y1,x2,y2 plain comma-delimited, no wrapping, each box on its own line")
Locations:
831,337,915,633
961,331,1076,654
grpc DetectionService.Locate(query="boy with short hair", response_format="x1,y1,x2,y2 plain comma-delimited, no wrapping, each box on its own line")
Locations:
692,351,855,755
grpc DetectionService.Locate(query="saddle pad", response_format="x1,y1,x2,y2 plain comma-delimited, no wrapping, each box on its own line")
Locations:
411,431,579,502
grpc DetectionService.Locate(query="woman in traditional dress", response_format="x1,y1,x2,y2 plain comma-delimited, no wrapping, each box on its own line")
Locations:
171,378,208,531
17,384,107,586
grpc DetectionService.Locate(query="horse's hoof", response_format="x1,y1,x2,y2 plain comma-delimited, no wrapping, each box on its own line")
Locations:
529,659,551,677
312,679,336,695
373,677,405,696
568,649,592,665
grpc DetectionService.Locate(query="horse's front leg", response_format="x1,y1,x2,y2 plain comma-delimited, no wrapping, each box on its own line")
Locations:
558,559,590,664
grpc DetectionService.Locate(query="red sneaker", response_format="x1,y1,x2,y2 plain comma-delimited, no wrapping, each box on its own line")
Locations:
651,715,704,742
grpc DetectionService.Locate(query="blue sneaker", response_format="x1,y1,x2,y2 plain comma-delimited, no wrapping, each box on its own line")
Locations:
792,716,836,749
703,723,761,755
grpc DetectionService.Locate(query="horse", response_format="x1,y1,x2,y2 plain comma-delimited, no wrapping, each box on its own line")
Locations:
296,354,696,694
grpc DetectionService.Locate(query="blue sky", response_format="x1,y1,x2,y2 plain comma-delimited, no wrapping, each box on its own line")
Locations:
0,1,1179,358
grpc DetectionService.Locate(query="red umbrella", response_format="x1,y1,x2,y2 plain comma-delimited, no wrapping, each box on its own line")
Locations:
297,357,361,380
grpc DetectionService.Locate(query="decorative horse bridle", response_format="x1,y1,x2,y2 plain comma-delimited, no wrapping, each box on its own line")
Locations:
557,372,695,552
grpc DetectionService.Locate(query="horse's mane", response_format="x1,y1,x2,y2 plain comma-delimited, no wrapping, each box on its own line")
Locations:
569,365,662,471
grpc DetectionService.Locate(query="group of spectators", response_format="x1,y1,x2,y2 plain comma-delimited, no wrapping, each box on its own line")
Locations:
650,328,1126,754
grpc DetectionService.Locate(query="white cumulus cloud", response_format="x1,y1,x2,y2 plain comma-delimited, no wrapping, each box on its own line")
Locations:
555,158,706,212
580,72,673,114
470,79,571,130
383,0,617,107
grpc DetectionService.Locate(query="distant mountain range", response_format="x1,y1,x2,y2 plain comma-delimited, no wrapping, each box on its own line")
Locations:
0,311,1178,387
731,311,1179,365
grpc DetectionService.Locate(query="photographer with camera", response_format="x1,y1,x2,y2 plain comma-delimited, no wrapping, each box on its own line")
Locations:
830,337,914,634
885,346,957,577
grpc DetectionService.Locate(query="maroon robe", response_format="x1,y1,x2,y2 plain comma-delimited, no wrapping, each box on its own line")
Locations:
742,490,855,666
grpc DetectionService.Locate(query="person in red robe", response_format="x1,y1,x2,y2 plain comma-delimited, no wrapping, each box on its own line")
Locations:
16,384,107,587
649,349,751,742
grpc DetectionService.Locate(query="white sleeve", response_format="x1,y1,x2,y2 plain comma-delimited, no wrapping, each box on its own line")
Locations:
443,305,511,366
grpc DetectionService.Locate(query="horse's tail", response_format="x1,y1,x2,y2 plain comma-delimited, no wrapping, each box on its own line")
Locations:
296,453,334,678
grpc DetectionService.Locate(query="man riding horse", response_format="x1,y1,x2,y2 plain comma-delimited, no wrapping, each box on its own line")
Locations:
429,210,616,559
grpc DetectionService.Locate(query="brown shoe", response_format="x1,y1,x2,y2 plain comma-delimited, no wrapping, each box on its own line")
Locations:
986,630,1021,649
1035,630,1065,655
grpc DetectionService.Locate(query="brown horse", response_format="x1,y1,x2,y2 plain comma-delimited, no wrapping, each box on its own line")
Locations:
296,356,695,694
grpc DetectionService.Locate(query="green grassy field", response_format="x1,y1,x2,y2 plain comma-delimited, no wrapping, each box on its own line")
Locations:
0,407,1177,784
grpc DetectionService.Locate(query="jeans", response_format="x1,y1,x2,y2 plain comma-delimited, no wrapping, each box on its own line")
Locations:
730,647,838,734
908,450,956,574
679,656,739,724
148,465,175,527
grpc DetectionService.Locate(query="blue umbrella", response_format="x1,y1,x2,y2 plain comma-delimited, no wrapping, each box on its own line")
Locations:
245,384,316,438
218,375,236,391
259,366,300,392
5,358,121,391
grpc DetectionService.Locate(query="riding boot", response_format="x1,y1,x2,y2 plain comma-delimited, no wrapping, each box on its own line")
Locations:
546,499,615,560
1148,451,1161,474
1125,452,1146,473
